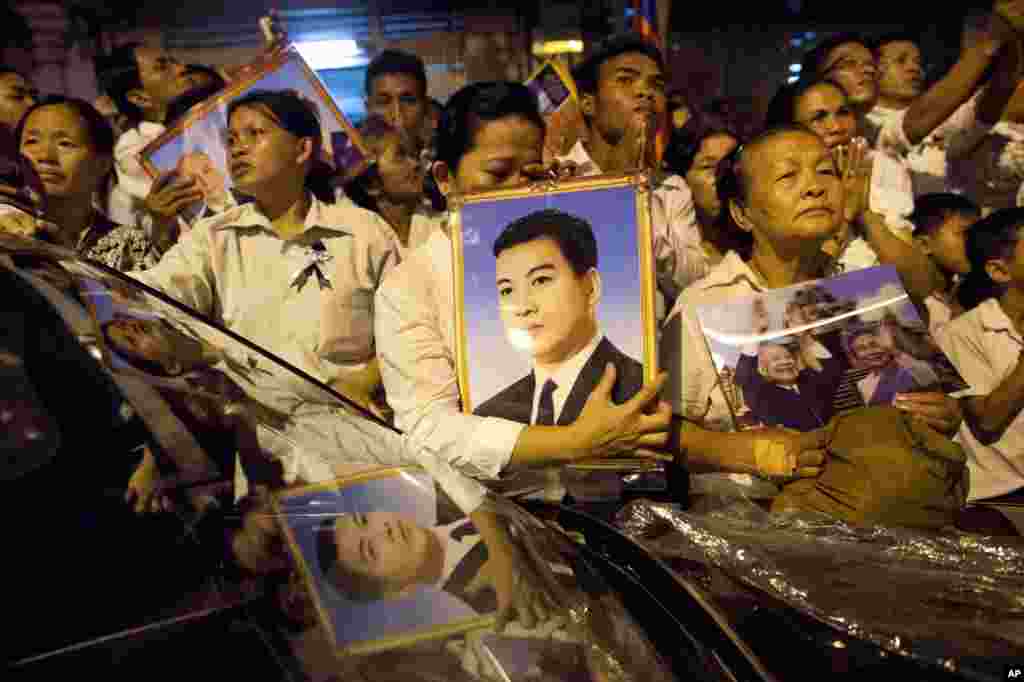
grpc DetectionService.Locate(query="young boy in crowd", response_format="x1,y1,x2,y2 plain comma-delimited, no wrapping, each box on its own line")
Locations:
909,193,982,333
937,208,1024,504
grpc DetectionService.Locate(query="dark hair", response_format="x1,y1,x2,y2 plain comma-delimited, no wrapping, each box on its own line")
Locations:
572,33,664,96
316,517,388,602
870,32,922,57
663,107,743,176
800,33,871,77
909,193,980,237
959,208,1024,309
430,82,544,210
763,77,846,130
717,124,820,206
226,90,336,203
493,208,598,275
96,43,144,124
365,49,427,98
164,80,225,127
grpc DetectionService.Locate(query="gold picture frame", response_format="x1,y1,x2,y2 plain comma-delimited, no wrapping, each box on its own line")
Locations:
140,46,369,191
274,466,496,658
450,173,657,419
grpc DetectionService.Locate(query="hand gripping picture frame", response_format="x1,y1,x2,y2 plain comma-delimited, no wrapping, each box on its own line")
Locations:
450,174,658,427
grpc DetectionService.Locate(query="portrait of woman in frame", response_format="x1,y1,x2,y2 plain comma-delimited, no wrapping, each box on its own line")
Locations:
274,467,498,657
140,48,369,199
450,174,658,425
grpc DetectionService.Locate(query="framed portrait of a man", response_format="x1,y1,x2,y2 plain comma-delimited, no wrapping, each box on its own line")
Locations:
450,174,658,424
275,467,497,657
140,47,369,211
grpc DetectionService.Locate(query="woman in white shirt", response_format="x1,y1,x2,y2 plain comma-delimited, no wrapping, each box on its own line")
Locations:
134,89,408,483
764,78,918,273
375,82,672,628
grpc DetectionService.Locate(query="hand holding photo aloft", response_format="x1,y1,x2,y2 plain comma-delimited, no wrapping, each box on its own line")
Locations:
450,175,658,426
275,468,500,656
141,47,369,200
694,265,968,433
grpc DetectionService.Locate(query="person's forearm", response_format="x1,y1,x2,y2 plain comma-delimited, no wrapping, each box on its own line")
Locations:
676,419,757,474
904,35,1007,145
965,353,1024,444
861,214,945,304
977,38,1023,125
509,424,587,468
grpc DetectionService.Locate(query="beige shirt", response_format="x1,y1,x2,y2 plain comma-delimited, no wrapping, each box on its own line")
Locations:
557,141,707,306
376,226,526,515
937,298,1024,500
133,194,399,400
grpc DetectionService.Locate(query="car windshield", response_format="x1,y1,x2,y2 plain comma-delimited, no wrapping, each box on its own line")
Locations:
0,236,757,680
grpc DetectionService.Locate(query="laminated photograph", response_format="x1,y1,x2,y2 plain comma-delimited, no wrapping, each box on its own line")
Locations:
275,468,497,656
140,46,369,219
450,174,658,427
694,265,968,433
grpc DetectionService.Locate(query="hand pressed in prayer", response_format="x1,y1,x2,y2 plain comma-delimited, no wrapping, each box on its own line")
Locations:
834,136,870,224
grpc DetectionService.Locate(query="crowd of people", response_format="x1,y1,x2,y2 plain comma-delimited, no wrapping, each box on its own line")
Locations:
7,0,1024,639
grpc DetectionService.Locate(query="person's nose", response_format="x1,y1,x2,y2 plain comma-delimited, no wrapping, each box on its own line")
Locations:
385,100,402,127
513,290,537,317
803,171,827,198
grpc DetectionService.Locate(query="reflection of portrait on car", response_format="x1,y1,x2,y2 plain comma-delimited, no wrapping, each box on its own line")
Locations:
101,313,220,377
316,507,494,614
473,208,644,425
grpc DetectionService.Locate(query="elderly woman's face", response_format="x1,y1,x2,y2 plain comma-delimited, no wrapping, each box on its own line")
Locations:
738,130,843,249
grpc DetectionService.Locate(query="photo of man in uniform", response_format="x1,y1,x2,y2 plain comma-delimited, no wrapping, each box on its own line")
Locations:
473,208,644,425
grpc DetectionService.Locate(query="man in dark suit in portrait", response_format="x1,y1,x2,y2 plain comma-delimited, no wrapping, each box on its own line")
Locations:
315,485,495,614
473,208,645,426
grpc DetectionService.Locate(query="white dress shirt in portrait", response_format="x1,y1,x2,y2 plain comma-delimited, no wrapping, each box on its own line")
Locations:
530,331,603,424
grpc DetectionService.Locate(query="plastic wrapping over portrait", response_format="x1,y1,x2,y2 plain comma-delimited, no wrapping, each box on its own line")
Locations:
615,498,1024,679
269,469,676,681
